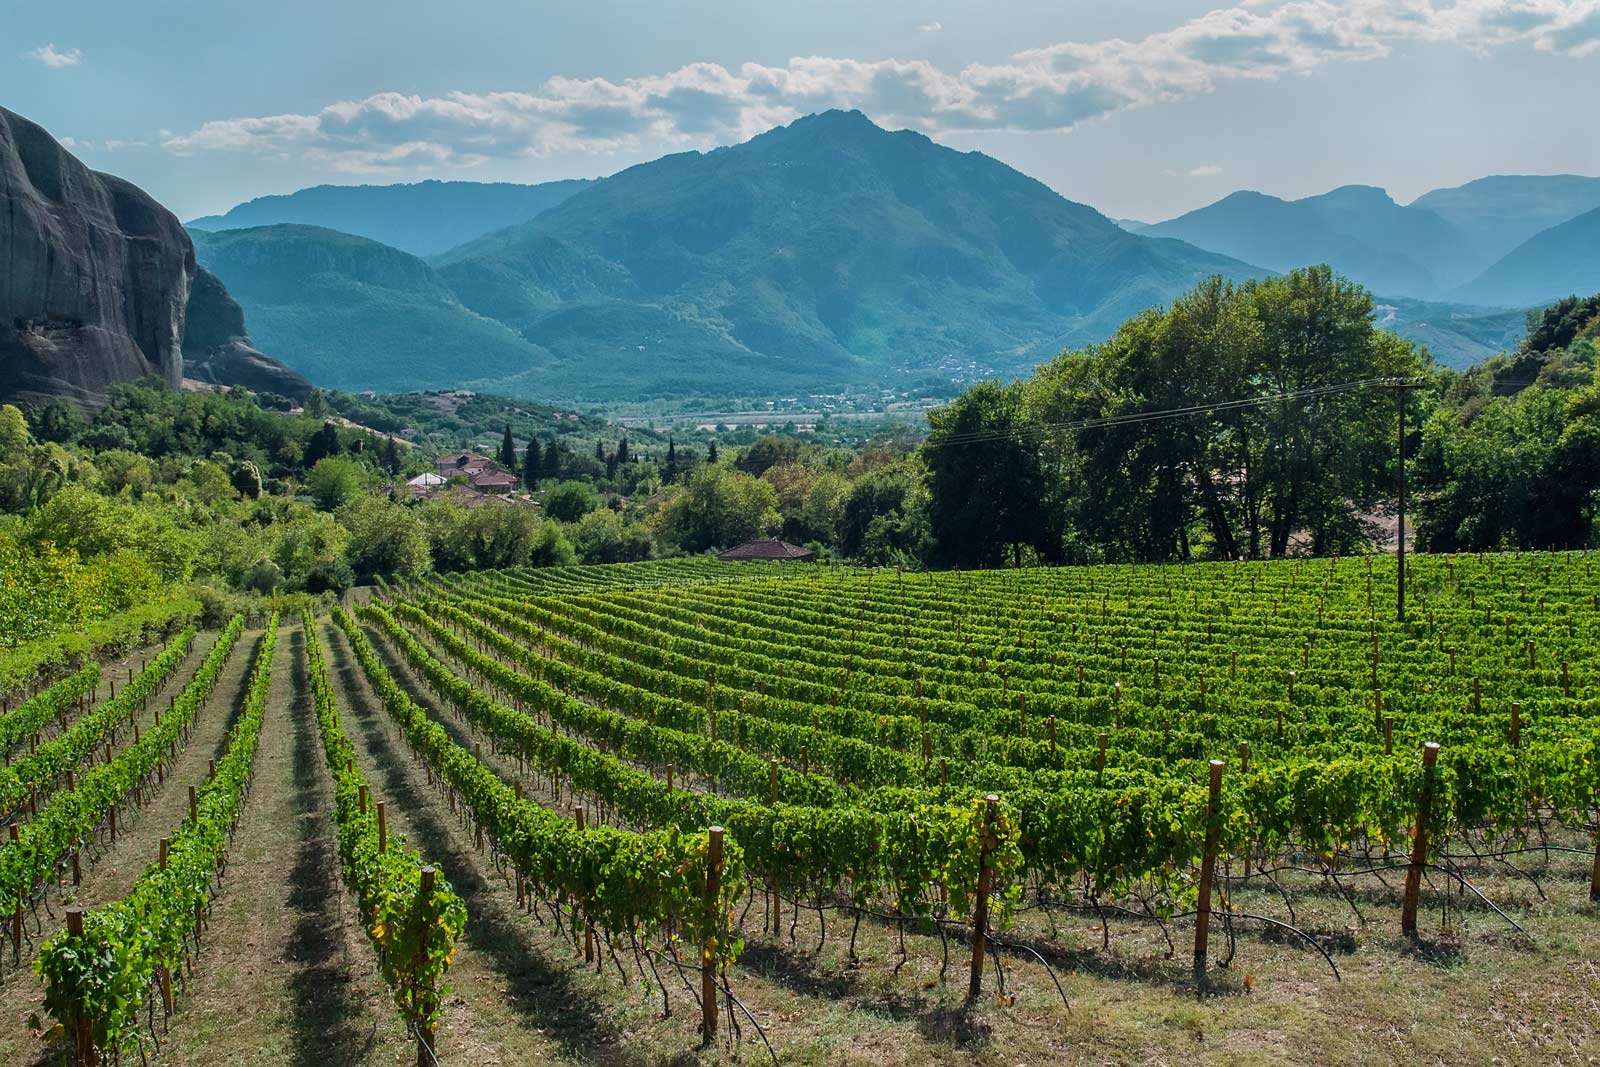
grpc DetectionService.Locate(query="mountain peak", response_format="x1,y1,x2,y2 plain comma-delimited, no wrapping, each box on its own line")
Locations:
1316,184,1398,208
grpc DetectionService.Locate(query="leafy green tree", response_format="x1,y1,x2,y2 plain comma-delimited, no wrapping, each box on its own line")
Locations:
306,456,366,511
380,436,402,475
32,400,85,444
303,422,343,468
656,465,779,553
837,463,930,564
923,380,1058,568
527,521,577,566
230,460,264,500
0,405,29,455
707,440,719,465
737,436,802,477
342,498,430,579
542,480,599,523
572,507,652,564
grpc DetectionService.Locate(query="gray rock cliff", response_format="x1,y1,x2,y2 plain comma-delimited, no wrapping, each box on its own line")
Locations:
0,105,307,409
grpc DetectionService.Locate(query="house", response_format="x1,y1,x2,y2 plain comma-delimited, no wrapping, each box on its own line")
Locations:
469,469,518,494
717,539,816,563
435,451,495,477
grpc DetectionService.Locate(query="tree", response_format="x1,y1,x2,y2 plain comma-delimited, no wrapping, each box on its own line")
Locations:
33,400,85,444
664,439,678,482
342,498,430,579
737,436,802,477
230,460,264,500
522,439,542,489
542,438,563,479
572,507,652,564
498,424,518,470
707,440,719,465
617,437,630,465
0,404,31,455
837,463,931,565
303,422,342,467
528,521,576,566
542,480,600,523
923,381,1058,568
1025,267,1425,562
655,466,779,553
594,439,606,462
306,456,366,511
380,436,402,475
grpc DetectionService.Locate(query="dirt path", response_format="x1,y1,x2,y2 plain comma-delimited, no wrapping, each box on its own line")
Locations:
326,616,713,1067
155,621,403,1067
0,630,242,1060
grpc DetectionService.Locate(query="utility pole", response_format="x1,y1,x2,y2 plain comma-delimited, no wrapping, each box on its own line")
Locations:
1392,381,1424,623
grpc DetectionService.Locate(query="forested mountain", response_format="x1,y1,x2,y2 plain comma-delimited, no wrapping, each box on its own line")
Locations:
189,224,552,392
1141,186,1475,298
187,178,591,256
430,109,1259,402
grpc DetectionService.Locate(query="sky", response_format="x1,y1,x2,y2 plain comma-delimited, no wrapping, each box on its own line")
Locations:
5,0,1599,222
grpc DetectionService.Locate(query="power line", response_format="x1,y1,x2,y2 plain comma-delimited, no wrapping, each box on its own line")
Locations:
924,376,1422,450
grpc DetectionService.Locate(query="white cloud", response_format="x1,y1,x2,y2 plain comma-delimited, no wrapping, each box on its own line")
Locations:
919,21,943,33
30,44,83,68
159,1,1600,170
1189,164,1224,177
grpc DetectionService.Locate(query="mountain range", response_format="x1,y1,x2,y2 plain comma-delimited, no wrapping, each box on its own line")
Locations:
8,100,1594,413
1135,175,1600,304
196,111,1278,403
187,178,591,257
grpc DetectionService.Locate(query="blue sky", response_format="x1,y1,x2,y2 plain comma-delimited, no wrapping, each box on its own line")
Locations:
6,1,1599,222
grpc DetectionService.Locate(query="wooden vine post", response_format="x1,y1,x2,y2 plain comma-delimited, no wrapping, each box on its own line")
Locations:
967,794,999,1001
416,867,438,1067
701,826,725,1046
1193,760,1225,986
65,907,96,1066
574,807,594,963
157,838,174,1014
9,824,20,958
768,759,781,936
1401,742,1441,937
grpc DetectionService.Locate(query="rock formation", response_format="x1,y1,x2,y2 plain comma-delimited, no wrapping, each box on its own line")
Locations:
0,105,307,409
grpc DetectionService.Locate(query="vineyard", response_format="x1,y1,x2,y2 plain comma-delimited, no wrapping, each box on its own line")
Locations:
0,554,1598,1065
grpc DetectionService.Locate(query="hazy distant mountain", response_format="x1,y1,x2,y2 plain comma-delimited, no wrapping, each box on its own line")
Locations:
189,224,551,392
432,109,1260,402
1454,206,1600,307
1410,175,1600,265
1142,186,1476,298
187,178,592,257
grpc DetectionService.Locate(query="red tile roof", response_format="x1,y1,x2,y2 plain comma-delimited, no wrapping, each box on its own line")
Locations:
717,539,816,562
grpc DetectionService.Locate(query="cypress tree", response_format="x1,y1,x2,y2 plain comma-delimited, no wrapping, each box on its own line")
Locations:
499,424,518,469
